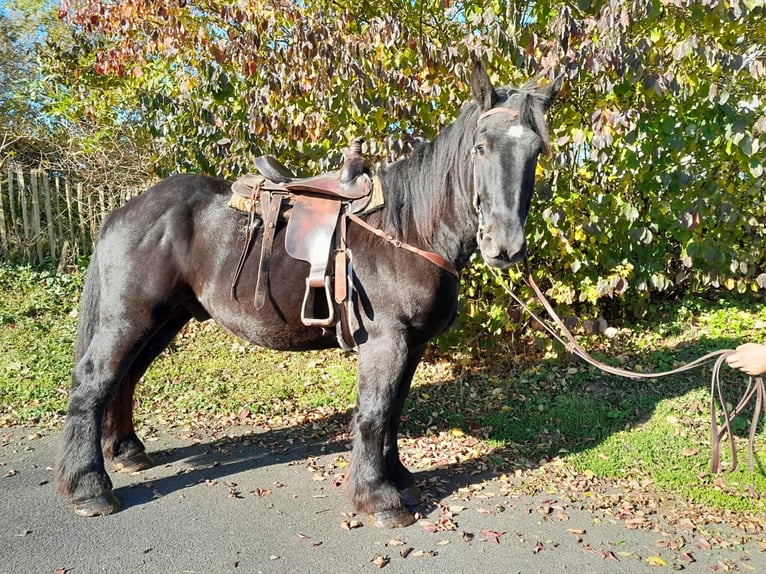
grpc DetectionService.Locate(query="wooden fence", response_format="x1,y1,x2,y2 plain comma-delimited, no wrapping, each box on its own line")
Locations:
0,165,149,266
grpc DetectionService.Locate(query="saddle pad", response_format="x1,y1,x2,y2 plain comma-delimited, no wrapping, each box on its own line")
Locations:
285,195,342,282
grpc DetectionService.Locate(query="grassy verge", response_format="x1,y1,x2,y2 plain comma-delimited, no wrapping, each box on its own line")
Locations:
1,262,764,522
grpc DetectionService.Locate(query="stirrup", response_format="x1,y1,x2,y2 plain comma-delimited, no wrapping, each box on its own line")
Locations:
301,276,335,327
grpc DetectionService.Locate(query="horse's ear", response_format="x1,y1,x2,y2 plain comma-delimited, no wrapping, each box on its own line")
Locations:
470,59,498,112
537,73,564,111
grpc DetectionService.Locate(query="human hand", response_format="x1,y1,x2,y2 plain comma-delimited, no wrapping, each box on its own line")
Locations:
725,343,766,376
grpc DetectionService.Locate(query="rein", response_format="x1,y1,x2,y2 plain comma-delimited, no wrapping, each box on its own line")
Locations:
486,263,765,474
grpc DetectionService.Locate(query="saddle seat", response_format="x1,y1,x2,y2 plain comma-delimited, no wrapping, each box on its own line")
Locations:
245,155,372,200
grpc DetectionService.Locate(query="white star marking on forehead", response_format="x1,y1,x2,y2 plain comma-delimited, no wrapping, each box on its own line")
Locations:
508,125,525,139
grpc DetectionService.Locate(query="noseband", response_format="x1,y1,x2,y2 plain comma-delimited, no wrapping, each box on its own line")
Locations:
477,107,520,122
471,106,521,245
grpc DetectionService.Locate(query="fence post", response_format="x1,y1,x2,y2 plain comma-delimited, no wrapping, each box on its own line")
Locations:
64,178,78,260
54,177,64,253
0,168,7,257
77,182,87,255
7,166,16,236
30,169,43,264
87,191,96,252
17,169,30,261
43,172,56,260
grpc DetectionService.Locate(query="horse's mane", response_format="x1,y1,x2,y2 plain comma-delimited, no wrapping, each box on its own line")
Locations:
377,82,551,246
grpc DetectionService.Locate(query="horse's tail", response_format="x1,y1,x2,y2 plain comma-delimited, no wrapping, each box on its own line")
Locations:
74,249,101,362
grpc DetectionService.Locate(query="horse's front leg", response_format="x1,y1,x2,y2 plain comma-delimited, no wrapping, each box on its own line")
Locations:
383,348,424,507
347,335,416,528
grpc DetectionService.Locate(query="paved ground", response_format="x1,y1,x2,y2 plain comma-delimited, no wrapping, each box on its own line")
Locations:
1,425,763,574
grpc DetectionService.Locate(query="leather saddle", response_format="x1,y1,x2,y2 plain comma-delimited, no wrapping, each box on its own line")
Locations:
229,139,372,335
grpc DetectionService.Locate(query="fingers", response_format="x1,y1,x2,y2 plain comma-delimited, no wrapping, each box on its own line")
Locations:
725,344,766,376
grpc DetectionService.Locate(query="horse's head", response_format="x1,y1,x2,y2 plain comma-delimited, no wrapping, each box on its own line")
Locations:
469,62,562,269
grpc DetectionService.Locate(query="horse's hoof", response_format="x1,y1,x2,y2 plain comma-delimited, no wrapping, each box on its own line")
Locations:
72,492,121,517
111,451,154,473
398,485,421,507
367,508,416,528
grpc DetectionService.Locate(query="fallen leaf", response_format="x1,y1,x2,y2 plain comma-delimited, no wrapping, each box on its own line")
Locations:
387,538,405,547
646,556,668,566
598,550,619,561
400,547,414,558
480,529,505,544
371,554,390,568
341,519,363,530
419,520,438,533
461,531,474,542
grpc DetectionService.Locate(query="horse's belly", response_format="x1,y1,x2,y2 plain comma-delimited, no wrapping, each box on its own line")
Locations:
204,300,338,352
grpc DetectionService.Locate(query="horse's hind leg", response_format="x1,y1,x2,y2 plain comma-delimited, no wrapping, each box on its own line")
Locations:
102,309,192,473
56,325,149,516
56,303,189,516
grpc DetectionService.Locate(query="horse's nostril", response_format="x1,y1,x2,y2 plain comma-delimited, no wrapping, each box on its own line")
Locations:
481,237,501,259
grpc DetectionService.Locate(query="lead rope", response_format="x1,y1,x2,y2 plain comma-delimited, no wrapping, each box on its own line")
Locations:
484,262,765,473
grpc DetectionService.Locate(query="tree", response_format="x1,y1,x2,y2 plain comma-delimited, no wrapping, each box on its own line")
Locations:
37,0,766,325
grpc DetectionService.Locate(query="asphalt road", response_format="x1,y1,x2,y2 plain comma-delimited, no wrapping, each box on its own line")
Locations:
1,425,763,574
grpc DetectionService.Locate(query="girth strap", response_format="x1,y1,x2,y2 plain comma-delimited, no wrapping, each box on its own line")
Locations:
254,190,285,310
231,183,260,301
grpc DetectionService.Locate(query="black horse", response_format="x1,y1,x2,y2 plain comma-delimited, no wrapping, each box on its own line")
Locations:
56,63,561,527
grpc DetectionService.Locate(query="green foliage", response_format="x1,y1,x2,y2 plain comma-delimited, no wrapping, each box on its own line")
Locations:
0,262,83,422
29,0,766,329
524,0,765,319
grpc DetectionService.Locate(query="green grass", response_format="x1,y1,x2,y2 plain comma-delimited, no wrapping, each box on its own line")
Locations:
1,261,764,517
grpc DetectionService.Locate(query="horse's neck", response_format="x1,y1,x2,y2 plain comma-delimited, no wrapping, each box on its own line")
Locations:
380,128,479,270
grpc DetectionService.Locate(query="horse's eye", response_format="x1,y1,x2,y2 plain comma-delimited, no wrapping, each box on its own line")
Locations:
473,144,486,156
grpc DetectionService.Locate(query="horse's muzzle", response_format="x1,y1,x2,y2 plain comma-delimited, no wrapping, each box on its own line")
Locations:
480,235,526,269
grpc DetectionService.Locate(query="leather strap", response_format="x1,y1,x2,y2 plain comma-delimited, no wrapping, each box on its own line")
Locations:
478,107,520,122
335,213,349,303
485,261,765,474
347,213,459,278
231,183,260,301
254,190,285,310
